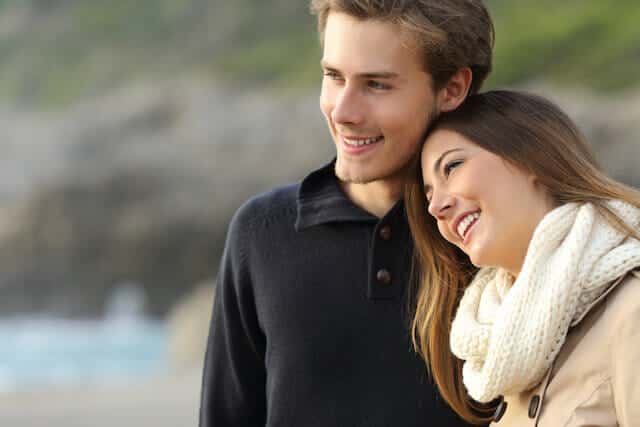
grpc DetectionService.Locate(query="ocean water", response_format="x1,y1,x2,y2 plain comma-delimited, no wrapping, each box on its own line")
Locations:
0,285,168,391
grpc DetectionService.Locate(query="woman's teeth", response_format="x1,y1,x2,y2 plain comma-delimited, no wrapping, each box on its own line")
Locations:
457,212,480,239
343,136,383,146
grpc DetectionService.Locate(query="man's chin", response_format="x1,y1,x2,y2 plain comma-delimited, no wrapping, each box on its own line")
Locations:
334,165,376,185
334,160,408,185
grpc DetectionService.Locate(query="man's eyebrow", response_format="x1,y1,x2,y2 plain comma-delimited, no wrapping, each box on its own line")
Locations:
433,148,464,175
359,71,399,79
320,61,399,79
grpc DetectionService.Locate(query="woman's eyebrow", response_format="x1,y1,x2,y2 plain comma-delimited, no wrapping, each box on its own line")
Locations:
423,147,464,194
433,148,464,175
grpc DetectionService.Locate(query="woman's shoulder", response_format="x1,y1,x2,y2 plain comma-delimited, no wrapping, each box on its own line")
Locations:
571,269,640,355
598,269,640,359
529,270,640,427
602,269,640,424
603,269,640,320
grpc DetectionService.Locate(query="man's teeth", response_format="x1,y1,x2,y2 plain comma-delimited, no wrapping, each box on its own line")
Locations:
457,212,480,239
343,136,383,146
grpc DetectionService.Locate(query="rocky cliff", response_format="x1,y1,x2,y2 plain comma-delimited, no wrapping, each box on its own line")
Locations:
0,80,332,317
0,81,638,318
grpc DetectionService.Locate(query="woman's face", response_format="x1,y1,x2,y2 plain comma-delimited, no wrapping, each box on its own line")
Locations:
421,129,555,275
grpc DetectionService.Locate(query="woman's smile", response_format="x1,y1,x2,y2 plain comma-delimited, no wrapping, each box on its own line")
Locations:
453,210,481,241
422,129,554,275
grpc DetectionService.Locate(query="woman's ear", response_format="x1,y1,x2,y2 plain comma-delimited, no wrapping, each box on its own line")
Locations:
437,67,473,113
529,173,544,188
529,174,557,208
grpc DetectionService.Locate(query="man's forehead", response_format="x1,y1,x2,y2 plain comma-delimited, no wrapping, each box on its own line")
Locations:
322,12,421,72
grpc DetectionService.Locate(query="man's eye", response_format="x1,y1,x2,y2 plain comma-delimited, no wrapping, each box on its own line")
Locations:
323,70,342,80
443,160,463,177
367,80,390,90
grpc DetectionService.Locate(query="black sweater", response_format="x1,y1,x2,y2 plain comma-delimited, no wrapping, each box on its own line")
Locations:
199,161,471,426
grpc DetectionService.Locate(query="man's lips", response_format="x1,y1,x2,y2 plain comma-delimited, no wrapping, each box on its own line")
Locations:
341,135,384,147
338,134,384,154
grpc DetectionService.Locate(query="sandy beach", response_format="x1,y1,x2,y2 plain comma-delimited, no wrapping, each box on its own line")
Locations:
0,370,202,427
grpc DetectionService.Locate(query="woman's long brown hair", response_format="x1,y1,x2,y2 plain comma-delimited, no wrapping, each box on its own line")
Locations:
405,90,640,424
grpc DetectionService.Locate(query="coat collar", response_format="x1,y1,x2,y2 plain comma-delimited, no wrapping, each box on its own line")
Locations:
295,159,383,230
572,268,639,327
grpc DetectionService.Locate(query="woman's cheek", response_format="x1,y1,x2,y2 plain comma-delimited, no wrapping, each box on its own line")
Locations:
437,222,455,244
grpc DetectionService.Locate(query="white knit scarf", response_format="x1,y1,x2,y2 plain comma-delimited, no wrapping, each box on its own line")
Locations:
449,200,640,403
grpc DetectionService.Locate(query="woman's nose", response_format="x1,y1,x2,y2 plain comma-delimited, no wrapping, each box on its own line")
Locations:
427,189,454,220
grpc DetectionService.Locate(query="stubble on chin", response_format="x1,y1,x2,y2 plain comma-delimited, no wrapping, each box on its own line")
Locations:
333,158,379,185
335,164,371,184
334,157,411,186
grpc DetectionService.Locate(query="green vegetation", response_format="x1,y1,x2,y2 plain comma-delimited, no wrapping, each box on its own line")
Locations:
487,0,640,91
0,0,638,107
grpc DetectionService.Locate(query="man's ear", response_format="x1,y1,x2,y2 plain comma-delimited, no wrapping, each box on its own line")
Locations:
437,67,473,113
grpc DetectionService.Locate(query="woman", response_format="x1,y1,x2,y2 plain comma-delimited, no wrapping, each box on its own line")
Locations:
405,90,640,426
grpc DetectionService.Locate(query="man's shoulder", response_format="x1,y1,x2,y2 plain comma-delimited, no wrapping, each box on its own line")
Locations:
231,182,300,231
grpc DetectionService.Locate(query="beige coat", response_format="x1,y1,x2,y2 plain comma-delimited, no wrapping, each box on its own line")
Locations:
491,269,640,426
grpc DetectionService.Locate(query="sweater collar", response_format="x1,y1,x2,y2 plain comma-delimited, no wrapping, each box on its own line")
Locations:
295,158,399,230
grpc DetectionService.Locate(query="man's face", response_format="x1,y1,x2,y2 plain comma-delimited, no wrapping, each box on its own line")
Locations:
320,12,440,185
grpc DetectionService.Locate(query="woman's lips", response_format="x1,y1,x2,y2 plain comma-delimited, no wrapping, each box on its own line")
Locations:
453,211,481,246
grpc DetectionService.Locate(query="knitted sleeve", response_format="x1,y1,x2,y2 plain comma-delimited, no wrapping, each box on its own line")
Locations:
199,200,267,427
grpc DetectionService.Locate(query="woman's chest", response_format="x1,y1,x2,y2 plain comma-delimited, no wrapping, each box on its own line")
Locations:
491,300,617,426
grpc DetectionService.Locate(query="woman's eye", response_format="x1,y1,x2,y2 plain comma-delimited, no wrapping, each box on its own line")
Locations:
443,160,463,177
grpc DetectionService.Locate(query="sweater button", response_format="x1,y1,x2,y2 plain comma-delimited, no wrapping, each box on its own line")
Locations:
376,269,392,285
379,225,392,240
493,399,507,422
528,395,540,418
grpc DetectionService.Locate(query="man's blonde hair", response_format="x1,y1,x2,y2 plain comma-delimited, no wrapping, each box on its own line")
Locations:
310,0,494,94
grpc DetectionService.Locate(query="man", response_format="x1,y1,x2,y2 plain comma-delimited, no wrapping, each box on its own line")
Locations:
200,1,494,426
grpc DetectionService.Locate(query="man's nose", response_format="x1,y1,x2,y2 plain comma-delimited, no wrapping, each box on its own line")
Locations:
331,85,365,126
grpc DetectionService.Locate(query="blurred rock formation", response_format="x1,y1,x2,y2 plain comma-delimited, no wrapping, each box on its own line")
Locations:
167,280,215,372
0,79,331,317
0,81,638,318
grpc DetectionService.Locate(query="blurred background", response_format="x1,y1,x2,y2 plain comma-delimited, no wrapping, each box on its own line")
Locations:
0,0,638,425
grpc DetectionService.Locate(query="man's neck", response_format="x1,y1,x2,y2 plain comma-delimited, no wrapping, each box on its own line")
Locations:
340,177,404,218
